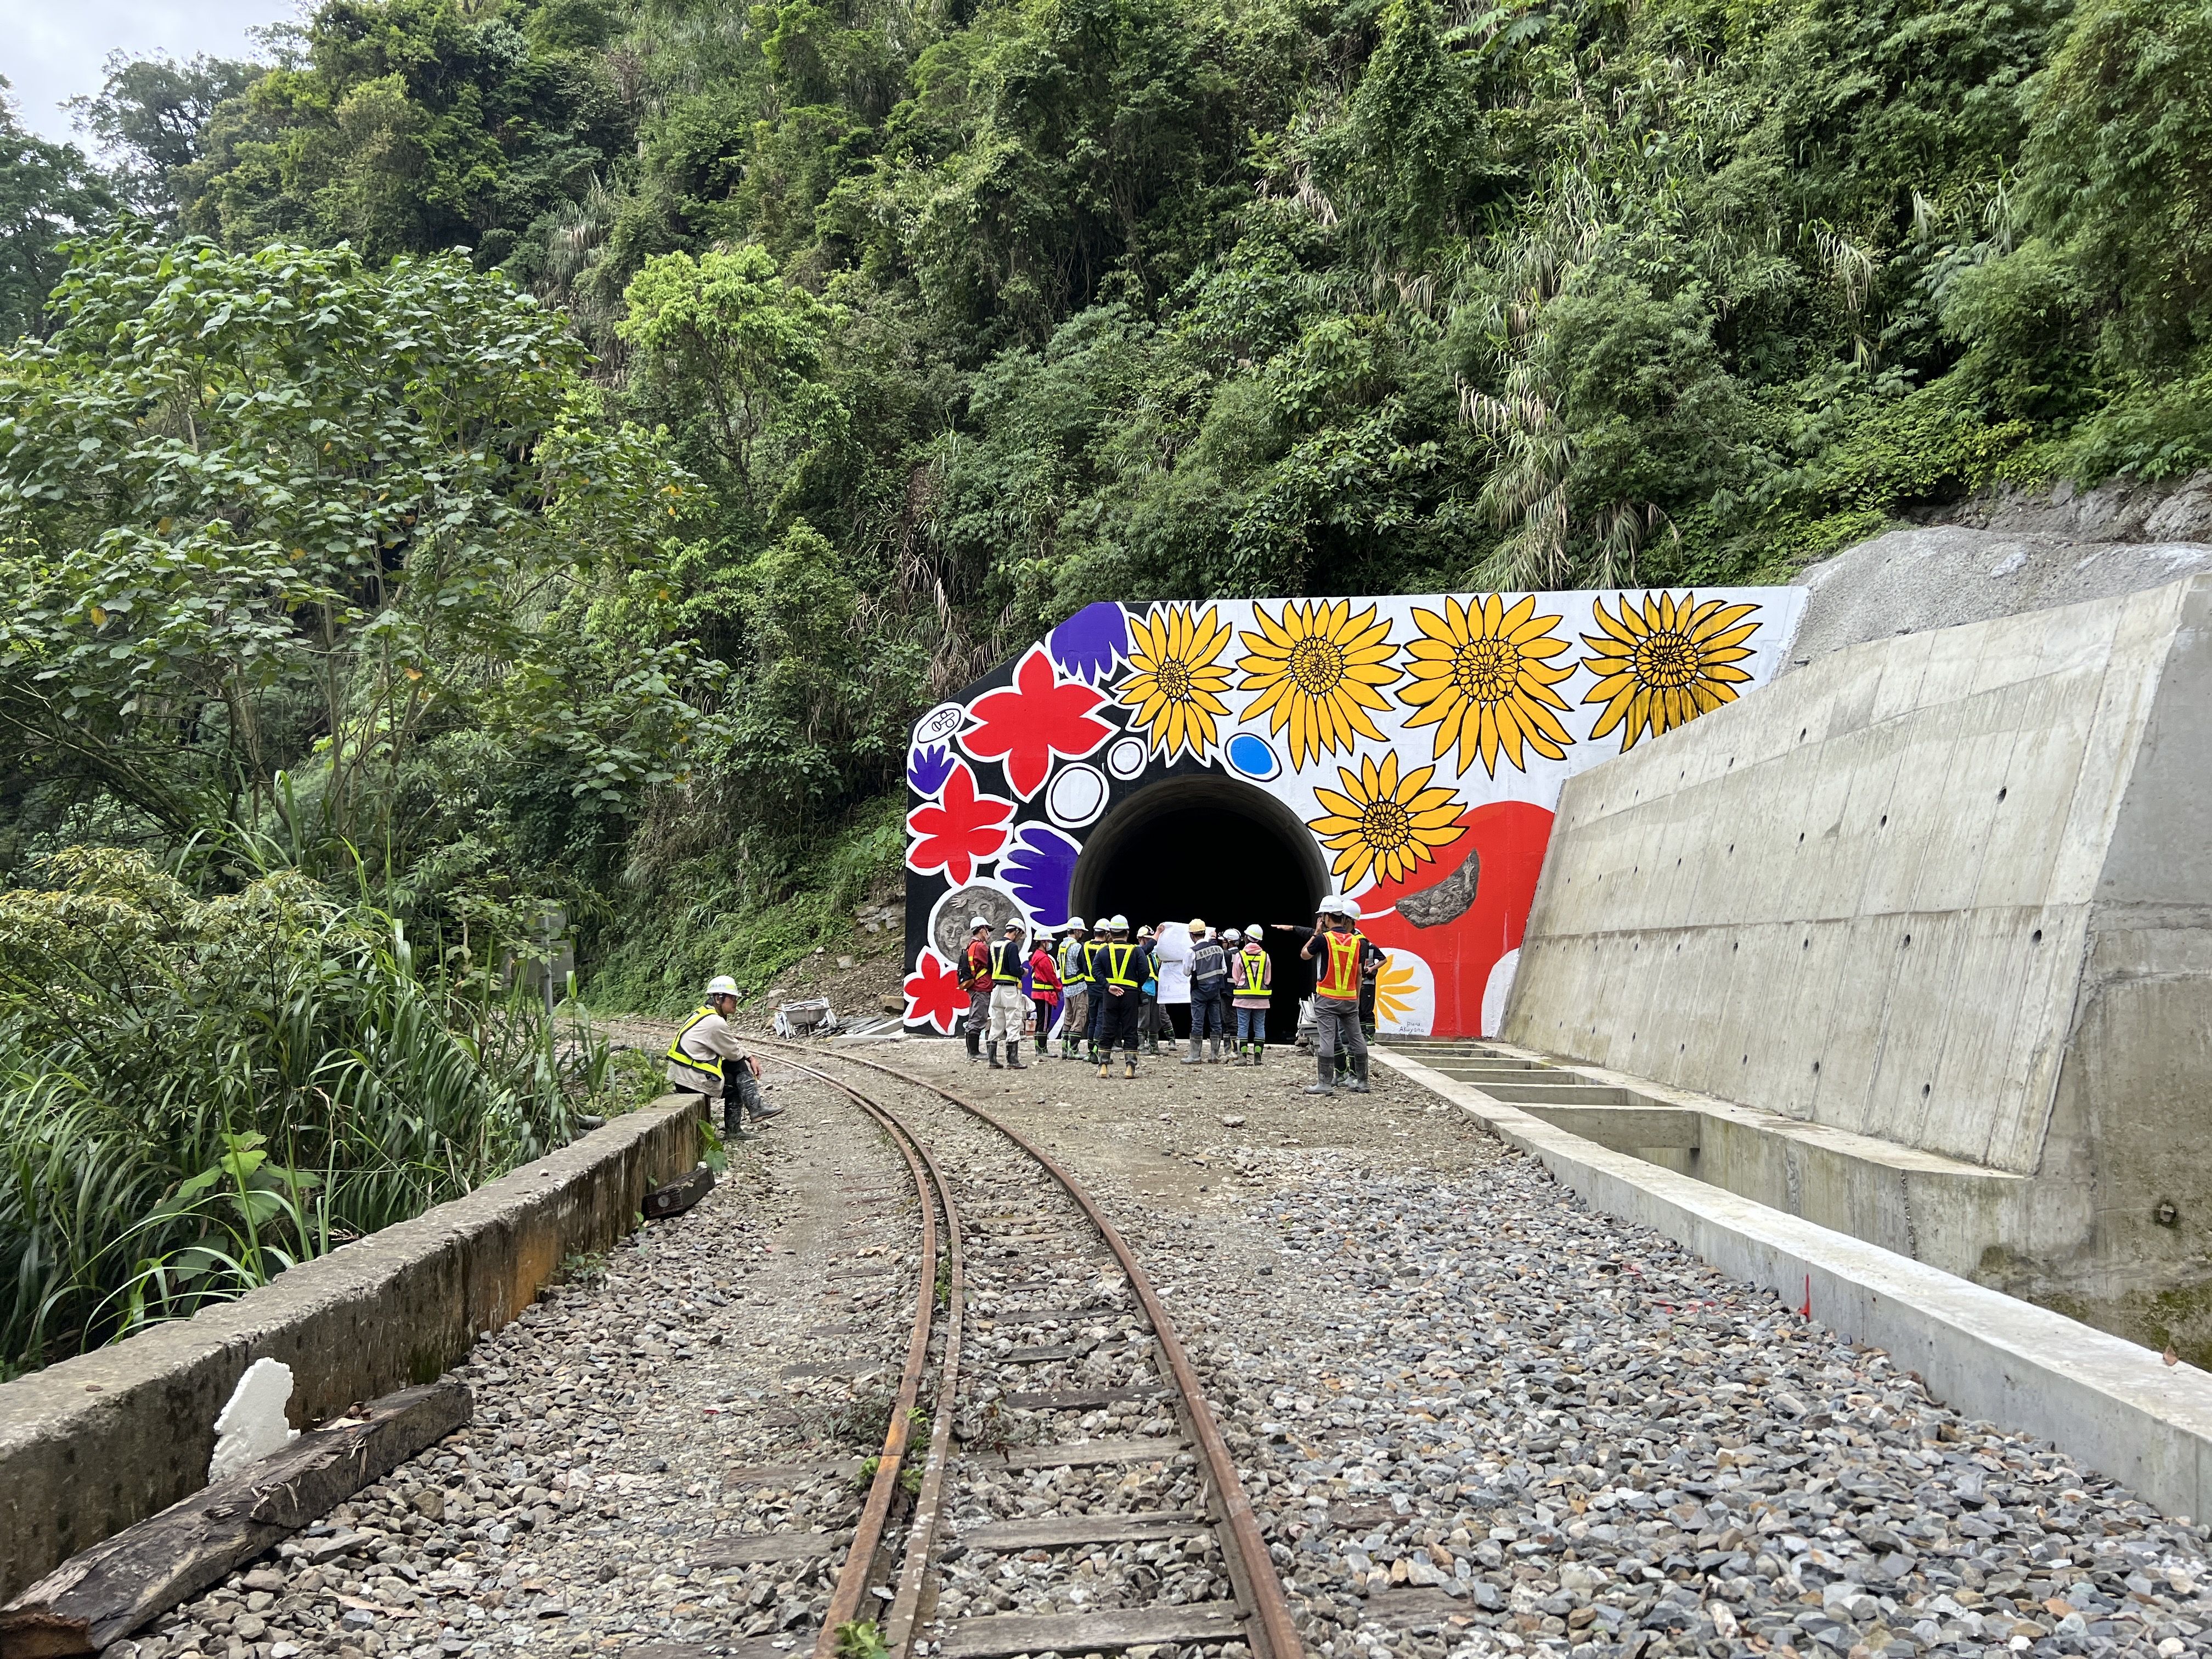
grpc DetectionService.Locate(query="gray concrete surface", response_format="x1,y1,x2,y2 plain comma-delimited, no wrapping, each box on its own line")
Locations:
1502,574,2212,1361
1374,1044,2212,1530
1789,525,2212,667
0,1097,704,1605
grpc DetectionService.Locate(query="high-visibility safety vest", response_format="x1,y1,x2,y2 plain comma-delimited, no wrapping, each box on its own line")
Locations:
1084,939,1111,983
1229,946,1270,995
1315,929,1368,1000
667,1007,724,1080
1101,941,1144,988
1059,937,1091,985
963,939,991,988
989,938,1026,984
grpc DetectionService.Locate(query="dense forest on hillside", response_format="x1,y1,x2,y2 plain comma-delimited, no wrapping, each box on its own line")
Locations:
1,0,2209,1364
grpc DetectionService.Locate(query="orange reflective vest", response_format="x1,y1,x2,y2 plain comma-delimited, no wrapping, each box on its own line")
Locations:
1315,929,1368,1000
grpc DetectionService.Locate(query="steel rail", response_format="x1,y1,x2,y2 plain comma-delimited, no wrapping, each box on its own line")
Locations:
779,1058,966,1659
764,1040,1304,1659
806,1075,941,1657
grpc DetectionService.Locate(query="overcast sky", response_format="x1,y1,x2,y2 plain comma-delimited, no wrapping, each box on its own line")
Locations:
4,3,302,146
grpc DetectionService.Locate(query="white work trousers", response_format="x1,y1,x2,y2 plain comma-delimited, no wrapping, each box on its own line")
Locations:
986,984,1028,1042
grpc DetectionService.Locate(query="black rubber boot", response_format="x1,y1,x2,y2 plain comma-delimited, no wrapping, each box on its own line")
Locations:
1125,1056,1138,1079
1006,1043,1025,1069
988,1043,1004,1070
966,1028,981,1062
1305,1054,1335,1096
1181,1035,1202,1065
1347,1055,1371,1094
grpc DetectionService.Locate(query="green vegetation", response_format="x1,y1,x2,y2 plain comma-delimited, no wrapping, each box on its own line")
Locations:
4,0,2211,1368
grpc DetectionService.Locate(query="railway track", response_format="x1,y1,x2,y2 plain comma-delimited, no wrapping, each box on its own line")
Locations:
761,1040,1301,1659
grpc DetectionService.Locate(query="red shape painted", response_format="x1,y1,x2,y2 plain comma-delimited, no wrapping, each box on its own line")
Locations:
905,760,1014,885
904,949,968,1033
1357,799,1555,1038
958,645,1115,800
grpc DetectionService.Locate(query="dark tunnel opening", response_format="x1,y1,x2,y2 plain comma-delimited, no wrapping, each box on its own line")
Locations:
1069,774,1329,1042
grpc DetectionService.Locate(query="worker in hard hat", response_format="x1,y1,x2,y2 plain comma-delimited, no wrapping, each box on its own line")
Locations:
1184,919,1227,1065
959,915,993,1062
1092,915,1151,1077
1300,896,1382,1095
984,917,1030,1069
1082,922,1114,1063
1054,918,1092,1062
1227,925,1272,1065
667,977,783,1135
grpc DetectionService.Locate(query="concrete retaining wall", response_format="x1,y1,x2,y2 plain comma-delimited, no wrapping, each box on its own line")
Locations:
1502,573,2212,1357
0,1096,703,1604
1375,1048,2212,1527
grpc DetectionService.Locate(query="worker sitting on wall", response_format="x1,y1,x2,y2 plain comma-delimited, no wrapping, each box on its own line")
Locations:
667,976,783,1136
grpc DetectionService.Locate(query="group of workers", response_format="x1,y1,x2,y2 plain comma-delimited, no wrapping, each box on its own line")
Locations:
663,898,1387,1135
956,894,1383,1096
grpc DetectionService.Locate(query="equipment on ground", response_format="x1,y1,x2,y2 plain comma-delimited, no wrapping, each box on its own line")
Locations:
774,997,840,1038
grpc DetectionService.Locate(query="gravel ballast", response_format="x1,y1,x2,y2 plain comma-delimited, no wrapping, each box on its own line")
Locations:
97,1034,2212,1659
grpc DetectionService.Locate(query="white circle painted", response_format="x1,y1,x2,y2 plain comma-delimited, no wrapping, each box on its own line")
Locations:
1046,763,1109,828
913,701,964,746
1105,735,1148,780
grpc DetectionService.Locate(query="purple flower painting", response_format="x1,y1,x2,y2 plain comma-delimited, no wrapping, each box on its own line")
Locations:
1047,602,1130,684
1000,823,1081,927
907,741,957,798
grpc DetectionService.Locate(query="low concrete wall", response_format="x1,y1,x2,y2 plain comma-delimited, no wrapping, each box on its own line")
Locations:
0,1096,703,1604
1376,1047,2212,1525
1503,573,2212,1357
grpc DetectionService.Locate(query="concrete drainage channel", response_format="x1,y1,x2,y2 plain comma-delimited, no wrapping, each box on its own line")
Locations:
0,1094,707,1609
1374,1039,2212,1525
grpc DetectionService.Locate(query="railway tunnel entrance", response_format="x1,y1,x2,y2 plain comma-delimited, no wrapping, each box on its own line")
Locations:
1068,774,1328,1042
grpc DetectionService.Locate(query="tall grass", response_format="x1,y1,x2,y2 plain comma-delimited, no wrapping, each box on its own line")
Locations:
0,848,610,1380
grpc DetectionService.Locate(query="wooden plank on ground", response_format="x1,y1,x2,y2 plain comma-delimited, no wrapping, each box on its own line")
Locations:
934,1604,1245,1657
1002,1343,1092,1364
0,1381,470,1659
985,1305,1138,1328
957,1511,1210,1551
721,1459,854,1488
642,1167,715,1219
777,1358,880,1379
981,1438,1187,1471
825,1264,896,1279
1360,1586,1481,1624
1000,1384,1167,1412
694,1531,848,1568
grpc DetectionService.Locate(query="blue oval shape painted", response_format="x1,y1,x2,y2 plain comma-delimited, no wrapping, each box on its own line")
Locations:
1227,732,1280,780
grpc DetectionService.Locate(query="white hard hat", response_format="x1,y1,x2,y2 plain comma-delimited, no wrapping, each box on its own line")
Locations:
1065,915,1087,931
969,914,990,930
1108,913,1129,930
1221,928,1242,943
1321,895,1355,917
705,975,739,998
1246,922,1263,937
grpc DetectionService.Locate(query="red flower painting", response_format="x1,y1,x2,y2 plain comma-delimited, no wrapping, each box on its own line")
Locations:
958,645,1114,799
904,949,968,1032
905,760,1014,884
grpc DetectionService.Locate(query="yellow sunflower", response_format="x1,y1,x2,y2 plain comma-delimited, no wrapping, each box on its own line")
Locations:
1373,952,1421,1027
1309,750,1468,891
1581,591,1763,753
1398,593,1576,777
1237,599,1400,770
1118,603,1236,760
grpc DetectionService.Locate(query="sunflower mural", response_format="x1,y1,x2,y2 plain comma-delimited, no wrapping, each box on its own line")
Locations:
1119,603,1236,760
1237,599,1400,770
904,584,1803,1039
1399,593,1576,776
1581,590,1763,752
